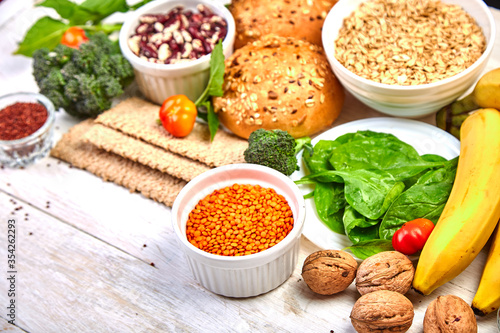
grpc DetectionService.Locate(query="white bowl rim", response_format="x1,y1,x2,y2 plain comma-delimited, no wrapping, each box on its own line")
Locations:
171,163,306,265
119,0,235,73
0,92,55,146
322,0,496,91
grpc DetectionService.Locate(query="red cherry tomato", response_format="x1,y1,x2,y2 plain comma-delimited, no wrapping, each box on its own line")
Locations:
392,218,435,255
159,94,197,138
61,27,89,49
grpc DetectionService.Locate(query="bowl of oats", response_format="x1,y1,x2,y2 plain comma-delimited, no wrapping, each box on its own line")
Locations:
119,0,235,105
322,0,495,118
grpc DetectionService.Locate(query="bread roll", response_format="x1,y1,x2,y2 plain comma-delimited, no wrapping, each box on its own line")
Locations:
230,0,338,49
212,34,345,139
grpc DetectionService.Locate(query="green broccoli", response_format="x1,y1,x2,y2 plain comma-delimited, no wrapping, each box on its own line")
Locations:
32,32,134,118
244,129,312,176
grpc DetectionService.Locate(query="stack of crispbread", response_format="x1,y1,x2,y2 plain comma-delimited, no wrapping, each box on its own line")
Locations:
50,97,249,207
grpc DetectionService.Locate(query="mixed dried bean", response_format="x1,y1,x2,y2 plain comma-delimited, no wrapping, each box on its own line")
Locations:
186,184,294,256
128,4,228,64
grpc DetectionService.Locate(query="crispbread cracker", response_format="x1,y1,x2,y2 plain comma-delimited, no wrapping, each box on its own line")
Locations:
50,119,186,207
95,97,248,167
83,123,210,182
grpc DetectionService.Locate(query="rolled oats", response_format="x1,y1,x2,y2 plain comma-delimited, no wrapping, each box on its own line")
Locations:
334,0,486,85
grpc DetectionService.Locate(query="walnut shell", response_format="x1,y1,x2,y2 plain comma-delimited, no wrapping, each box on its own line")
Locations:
301,250,358,295
423,295,477,333
350,290,414,333
356,251,415,295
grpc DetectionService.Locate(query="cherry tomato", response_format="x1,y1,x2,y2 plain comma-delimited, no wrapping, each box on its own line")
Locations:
159,94,197,138
392,218,435,255
61,27,89,49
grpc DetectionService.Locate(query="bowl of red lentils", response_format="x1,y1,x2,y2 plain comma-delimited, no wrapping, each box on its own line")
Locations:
171,163,306,298
119,0,235,105
0,92,55,168
321,0,495,118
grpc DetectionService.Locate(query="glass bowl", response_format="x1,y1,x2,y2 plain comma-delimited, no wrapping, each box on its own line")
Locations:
0,92,55,168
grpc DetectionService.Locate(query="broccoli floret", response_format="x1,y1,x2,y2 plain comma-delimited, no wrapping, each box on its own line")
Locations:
244,129,312,176
32,32,134,118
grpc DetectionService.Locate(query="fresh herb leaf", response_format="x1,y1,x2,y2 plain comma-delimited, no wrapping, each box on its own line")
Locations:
37,0,100,26
344,240,394,260
14,17,69,57
195,40,225,141
80,0,129,18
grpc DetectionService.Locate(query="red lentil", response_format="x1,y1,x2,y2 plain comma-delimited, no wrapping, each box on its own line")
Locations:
186,183,294,256
0,102,48,141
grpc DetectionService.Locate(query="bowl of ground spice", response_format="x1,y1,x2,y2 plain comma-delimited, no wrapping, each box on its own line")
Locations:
0,92,55,168
171,163,306,297
321,0,495,117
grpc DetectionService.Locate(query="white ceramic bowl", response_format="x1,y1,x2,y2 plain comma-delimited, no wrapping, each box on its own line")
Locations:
171,164,306,298
322,0,496,118
119,0,235,105
0,92,55,168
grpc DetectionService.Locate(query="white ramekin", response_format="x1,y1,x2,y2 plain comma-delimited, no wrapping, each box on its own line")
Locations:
171,164,306,298
119,0,235,105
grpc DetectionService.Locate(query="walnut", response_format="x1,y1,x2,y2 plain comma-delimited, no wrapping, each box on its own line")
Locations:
350,290,414,333
356,251,414,295
423,295,477,333
301,250,358,295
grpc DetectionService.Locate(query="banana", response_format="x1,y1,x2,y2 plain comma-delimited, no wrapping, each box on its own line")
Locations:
413,108,500,295
436,67,500,139
471,225,500,316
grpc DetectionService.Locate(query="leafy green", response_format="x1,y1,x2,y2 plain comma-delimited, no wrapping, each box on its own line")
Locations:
296,130,457,258
195,40,225,141
344,240,394,260
14,0,154,57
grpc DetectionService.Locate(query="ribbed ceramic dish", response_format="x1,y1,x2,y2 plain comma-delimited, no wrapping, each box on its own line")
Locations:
119,0,235,105
171,164,306,298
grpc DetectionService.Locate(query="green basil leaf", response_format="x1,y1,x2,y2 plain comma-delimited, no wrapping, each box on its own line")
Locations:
14,17,70,57
80,0,129,17
206,40,225,97
37,0,100,25
344,240,394,260
206,101,219,141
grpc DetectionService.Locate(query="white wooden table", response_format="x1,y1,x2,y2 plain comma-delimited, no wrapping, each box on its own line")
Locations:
1,2,499,332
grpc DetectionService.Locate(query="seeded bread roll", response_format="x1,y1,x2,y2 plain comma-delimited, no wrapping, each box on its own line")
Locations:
212,35,345,139
230,0,338,49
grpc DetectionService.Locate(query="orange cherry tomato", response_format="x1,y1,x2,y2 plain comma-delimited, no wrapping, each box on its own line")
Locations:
159,94,197,138
392,218,435,255
61,27,89,49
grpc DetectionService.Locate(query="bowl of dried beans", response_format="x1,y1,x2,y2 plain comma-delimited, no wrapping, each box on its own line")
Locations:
321,0,495,118
0,92,55,168
171,163,306,298
119,0,235,105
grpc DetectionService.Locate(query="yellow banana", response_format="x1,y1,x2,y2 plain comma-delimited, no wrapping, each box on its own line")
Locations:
413,108,500,295
471,225,500,316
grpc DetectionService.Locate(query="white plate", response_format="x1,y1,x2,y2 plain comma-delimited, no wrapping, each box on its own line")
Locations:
290,117,460,256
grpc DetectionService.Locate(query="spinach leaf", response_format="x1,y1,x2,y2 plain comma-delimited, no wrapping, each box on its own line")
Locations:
379,157,458,239
344,240,394,260
343,205,380,243
333,169,406,220
303,139,339,174
329,131,446,181
314,182,346,234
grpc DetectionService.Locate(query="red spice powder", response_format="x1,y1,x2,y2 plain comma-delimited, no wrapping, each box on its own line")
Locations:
0,102,48,140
